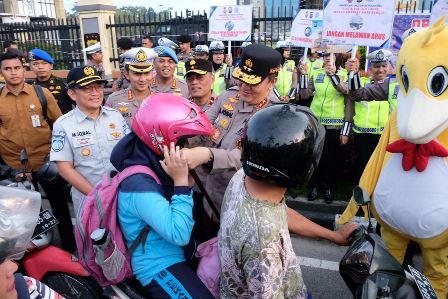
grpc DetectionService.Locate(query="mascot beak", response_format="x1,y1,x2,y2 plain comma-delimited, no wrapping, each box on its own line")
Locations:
397,88,448,144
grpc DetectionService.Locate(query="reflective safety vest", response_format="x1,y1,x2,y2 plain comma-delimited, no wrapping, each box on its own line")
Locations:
176,61,186,80
275,60,295,97
306,57,323,80
212,63,228,96
310,68,347,126
353,78,400,134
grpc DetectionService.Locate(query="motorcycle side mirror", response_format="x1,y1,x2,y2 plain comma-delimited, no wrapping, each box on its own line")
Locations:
353,186,371,206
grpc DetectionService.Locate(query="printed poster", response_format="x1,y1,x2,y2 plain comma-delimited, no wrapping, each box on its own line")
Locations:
208,5,253,41
430,0,448,25
322,0,396,47
290,9,324,48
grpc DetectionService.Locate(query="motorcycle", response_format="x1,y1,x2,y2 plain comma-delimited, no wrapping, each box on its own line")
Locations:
0,150,103,298
339,186,439,299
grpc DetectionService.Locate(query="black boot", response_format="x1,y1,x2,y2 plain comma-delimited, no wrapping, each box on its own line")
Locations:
324,189,333,204
307,187,318,201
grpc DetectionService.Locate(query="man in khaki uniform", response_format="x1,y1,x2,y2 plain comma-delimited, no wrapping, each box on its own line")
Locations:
183,45,357,244
0,51,76,252
106,47,157,127
151,46,189,97
185,59,216,112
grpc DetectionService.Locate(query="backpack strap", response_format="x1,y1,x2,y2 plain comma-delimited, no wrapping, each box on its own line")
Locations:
34,85,52,130
116,165,161,256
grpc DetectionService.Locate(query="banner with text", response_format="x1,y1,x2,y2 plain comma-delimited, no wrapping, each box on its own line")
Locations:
322,0,395,47
290,9,324,48
209,5,253,41
430,0,448,25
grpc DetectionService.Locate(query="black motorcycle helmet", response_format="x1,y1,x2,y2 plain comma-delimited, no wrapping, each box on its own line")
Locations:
241,104,325,188
35,160,64,184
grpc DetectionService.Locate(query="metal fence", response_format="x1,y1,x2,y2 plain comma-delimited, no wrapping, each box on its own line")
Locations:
0,18,83,69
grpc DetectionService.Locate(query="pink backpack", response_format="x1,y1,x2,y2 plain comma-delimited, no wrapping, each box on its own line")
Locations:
74,165,160,287
196,237,220,298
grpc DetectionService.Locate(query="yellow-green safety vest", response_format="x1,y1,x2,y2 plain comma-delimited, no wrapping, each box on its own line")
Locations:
353,78,400,134
310,68,347,126
176,61,186,80
306,57,323,80
212,63,227,96
275,60,295,97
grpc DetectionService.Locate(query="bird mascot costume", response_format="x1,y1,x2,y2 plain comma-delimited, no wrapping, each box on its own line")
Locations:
337,17,448,298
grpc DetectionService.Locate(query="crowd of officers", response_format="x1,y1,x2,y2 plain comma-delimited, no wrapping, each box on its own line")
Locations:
0,34,396,254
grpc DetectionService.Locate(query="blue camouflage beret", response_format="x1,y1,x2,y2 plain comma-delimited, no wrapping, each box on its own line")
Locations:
28,49,54,64
154,46,178,64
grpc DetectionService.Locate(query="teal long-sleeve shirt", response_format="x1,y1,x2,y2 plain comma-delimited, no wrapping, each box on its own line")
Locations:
117,173,194,286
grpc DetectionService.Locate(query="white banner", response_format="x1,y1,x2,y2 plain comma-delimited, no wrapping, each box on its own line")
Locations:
290,10,324,48
208,5,253,41
430,0,448,25
322,0,395,47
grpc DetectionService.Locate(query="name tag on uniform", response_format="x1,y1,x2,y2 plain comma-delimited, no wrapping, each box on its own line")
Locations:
316,74,325,83
73,136,94,148
31,114,41,127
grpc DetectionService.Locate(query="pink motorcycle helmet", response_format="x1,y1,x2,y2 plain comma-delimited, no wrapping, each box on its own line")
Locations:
132,93,213,156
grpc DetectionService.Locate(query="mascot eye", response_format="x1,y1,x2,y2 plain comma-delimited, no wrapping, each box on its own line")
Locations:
401,65,410,93
427,66,448,97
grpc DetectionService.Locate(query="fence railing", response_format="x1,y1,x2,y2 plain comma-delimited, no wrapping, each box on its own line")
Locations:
0,18,83,70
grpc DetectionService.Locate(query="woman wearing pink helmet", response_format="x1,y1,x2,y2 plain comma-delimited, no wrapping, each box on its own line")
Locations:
110,93,214,298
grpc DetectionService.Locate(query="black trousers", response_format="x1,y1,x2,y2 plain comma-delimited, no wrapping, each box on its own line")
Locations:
309,127,343,190
35,177,76,253
354,133,381,184
141,262,214,299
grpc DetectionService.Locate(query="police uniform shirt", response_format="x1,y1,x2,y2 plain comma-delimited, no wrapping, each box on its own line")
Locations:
190,86,280,219
177,51,194,63
34,75,74,114
105,87,144,127
149,77,189,98
50,106,130,209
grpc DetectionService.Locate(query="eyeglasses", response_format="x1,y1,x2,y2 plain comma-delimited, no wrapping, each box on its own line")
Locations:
77,84,104,93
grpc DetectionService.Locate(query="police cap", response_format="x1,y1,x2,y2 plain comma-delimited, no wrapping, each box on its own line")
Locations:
28,49,54,64
185,59,213,77
367,49,393,65
67,65,107,89
232,44,281,85
154,46,178,64
122,47,158,73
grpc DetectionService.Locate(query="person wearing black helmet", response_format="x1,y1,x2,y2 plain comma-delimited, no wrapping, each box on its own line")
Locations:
218,104,322,298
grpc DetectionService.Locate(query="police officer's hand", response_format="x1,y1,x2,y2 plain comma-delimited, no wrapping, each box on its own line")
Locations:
15,172,33,182
346,58,359,73
112,83,120,92
225,54,233,67
325,64,337,76
340,135,349,145
298,63,308,75
180,147,212,169
160,143,189,186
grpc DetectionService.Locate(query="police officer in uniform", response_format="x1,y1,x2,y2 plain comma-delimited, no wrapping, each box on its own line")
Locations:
209,41,233,96
345,49,399,182
177,34,194,63
151,46,189,97
28,49,73,114
183,44,357,244
83,42,113,96
185,59,216,112
299,50,353,203
193,45,209,60
50,66,129,213
274,40,298,102
106,47,157,127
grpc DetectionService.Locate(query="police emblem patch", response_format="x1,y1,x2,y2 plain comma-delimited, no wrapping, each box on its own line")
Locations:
51,131,66,152
376,51,384,61
136,49,147,62
84,66,95,76
81,148,91,156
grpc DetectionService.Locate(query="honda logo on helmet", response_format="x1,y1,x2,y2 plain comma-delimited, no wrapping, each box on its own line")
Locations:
246,160,270,173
